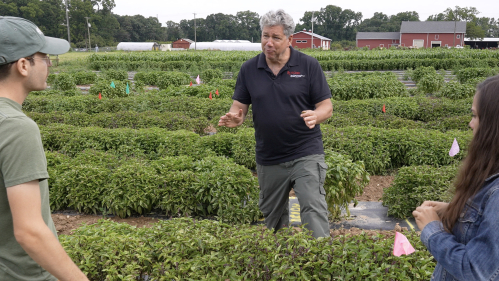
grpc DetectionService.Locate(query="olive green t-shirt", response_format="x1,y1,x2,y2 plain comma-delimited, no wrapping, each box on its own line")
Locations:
0,97,57,281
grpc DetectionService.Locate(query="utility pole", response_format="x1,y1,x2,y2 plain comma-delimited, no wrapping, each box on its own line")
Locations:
65,0,70,44
84,17,91,51
311,11,315,49
453,9,457,47
193,13,197,50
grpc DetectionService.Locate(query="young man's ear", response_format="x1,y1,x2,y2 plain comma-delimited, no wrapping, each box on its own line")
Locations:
14,58,30,77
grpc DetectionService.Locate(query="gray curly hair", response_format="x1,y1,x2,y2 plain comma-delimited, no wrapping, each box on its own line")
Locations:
260,9,296,38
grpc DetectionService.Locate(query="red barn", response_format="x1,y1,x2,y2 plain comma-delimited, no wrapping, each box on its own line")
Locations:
172,38,194,49
356,32,400,49
400,21,466,48
292,29,331,50
356,21,466,49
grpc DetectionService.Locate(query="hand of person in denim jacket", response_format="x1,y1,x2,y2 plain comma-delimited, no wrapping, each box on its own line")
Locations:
413,205,441,231
420,201,449,218
420,184,499,281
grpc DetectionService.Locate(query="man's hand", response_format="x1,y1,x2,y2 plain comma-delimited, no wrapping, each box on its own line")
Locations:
412,205,441,231
301,110,318,129
218,109,244,128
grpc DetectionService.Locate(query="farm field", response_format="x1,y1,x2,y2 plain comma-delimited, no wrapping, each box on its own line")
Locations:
33,48,498,280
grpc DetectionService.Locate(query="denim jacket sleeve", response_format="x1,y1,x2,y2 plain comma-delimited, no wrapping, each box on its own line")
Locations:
420,188,499,281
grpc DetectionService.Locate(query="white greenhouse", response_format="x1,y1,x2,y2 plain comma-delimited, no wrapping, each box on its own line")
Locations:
189,42,261,51
117,42,160,51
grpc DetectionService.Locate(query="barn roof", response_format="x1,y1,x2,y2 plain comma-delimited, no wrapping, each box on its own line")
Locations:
356,32,400,40
173,38,194,44
293,30,331,41
117,42,159,51
400,21,466,33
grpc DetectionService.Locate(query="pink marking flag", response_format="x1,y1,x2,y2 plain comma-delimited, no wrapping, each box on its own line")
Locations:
449,138,460,157
393,232,415,256
196,75,200,84
209,92,212,100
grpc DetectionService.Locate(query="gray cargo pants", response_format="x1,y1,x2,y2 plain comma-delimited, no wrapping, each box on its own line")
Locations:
256,154,330,238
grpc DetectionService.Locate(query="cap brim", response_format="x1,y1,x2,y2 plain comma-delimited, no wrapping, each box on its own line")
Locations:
39,36,70,55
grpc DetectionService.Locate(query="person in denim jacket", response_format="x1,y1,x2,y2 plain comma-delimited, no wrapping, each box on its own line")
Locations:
413,75,499,281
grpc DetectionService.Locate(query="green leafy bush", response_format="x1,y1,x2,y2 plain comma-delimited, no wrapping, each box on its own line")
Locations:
321,125,472,174
417,73,444,94
133,71,192,89
60,218,435,280
46,73,56,85
327,72,408,100
382,164,458,218
103,69,128,81
162,84,234,99
104,161,160,217
28,111,211,135
201,68,223,83
411,66,436,83
324,150,370,219
156,72,192,89
456,67,499,83
40,125,215,159
208,78,236,90
24,95,233,120
53,72,76,91
436,80,476,99
331,96,472,122
48,152,260,222
72,71,97,85
88,79,130,98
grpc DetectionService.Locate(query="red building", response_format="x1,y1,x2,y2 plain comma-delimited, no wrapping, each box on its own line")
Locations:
172,38,194,49
399,21,465,48
356,32,400,49
356,21,466,49
292,29,331,50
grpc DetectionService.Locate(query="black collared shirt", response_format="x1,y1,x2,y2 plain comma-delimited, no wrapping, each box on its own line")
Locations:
233,47,331,165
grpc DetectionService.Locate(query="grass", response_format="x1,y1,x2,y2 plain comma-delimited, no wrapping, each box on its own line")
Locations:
50,51,94,73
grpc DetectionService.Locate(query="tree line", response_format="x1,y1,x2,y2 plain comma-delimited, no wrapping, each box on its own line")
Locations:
1,1,496,47
0,0,166,47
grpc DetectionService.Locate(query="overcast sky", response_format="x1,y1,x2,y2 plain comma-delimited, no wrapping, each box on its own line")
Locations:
112,0,497,27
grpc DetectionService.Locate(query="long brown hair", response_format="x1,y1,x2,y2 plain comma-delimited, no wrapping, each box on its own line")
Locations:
442,75,499,232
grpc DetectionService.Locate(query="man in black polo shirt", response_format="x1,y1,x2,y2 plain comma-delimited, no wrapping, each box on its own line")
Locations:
218,9,333,238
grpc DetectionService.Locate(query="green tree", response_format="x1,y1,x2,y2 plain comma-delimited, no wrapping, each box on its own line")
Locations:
299,5,362,41
466,22,485,40
427,6,489,40
205,13,238,40
166,20,184,41
358,11,419,32
236,11,260,42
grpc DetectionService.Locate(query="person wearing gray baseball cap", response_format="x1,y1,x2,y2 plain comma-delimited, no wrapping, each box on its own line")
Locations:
0,17,88,281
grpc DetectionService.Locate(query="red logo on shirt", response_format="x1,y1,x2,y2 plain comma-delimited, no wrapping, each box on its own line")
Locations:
288,71,305,78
